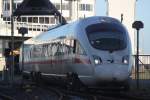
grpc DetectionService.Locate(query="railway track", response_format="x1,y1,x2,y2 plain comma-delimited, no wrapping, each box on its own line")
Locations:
44,85,150,100
0,92,15,100
18,79,150,100
0,78,150,100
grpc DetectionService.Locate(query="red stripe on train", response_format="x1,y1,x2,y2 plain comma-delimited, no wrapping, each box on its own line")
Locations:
74,58,91,64
23,58,91,65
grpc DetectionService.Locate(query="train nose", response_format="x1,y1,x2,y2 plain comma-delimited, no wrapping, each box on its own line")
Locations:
94,64,129,82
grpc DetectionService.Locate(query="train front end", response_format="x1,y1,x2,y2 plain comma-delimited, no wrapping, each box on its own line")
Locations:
85,17,133,85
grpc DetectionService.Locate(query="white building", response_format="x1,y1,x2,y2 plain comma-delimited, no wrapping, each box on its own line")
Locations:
106,0,136,54
0,0,95,56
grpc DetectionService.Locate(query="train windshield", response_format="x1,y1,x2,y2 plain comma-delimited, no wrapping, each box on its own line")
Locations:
86,23,127,52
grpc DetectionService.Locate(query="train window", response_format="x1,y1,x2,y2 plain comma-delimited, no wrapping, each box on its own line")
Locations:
86,23,127,52
51,43,57,56
42,44,48,57
62,44,70,55
34,45,42,57
54,43,63,56
62,39,73,54
47,44,52,56
76,41,86,55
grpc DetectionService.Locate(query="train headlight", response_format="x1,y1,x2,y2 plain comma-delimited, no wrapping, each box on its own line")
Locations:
122,55,129,64
93,55,102,65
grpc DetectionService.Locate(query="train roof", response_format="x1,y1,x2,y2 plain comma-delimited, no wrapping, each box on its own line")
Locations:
24,16,121,45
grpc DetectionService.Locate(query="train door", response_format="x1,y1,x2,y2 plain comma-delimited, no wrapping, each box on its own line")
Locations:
59,38,75,75
73,40,93,76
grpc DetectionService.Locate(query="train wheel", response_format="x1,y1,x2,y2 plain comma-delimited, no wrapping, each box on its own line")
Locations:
35,72,42,83
66,72,84,91
31,71,41,83
31,71,35,81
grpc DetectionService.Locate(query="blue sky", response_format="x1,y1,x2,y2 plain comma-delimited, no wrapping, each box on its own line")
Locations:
96,0,150,54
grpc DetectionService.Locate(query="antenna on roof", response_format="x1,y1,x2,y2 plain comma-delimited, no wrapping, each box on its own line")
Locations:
121,13,123,23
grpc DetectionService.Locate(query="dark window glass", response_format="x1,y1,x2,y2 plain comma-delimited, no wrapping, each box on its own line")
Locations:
50,17,55,24
80,4,92,11
3,17,6,21
22,17,27,22
55,4,60,10
7,3,10,10
86,23,127,52
28,17,32,23
33,17,38,23
39,17,44,23
7,17,10,21
3,17,10,21
80,4,86,11
45,17,49,24
86,4,92,11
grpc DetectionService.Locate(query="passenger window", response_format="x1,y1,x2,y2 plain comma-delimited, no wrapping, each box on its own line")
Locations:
76,41,86,55
52,43,57,56
43,44,49,57
47,44,52,56
55,42,64,56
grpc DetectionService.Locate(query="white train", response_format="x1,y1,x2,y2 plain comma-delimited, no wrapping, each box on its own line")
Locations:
20,16,133,89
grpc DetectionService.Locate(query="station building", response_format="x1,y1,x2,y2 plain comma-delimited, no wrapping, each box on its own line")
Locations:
0,0,95,68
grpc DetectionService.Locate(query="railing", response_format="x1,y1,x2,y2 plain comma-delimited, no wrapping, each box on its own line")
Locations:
3,21,56,37
131,55,150,80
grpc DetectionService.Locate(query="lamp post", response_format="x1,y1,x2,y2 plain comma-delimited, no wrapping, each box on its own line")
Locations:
132,21,144,89
10,0,14,83
18,27,28,76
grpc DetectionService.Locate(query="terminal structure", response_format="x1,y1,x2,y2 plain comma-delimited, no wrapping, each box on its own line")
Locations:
0,0,95,68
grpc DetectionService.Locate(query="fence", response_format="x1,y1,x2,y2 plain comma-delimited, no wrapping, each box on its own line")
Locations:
132,55,150,80
131,55,150,89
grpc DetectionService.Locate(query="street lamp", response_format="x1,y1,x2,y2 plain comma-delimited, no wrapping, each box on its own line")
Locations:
18,27,28,76
132,21,144,89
